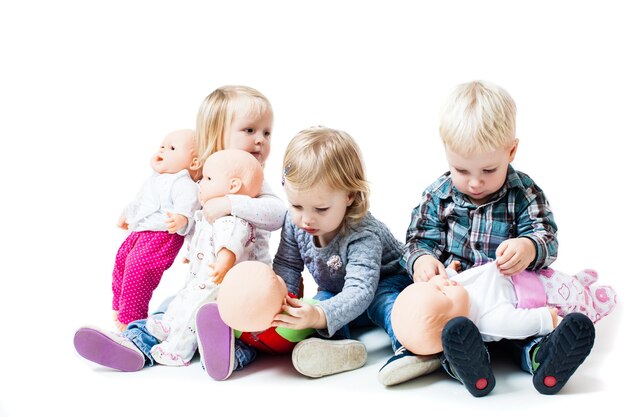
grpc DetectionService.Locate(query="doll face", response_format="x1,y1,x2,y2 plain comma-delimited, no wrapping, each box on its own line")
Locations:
421,276,470,318
445,141,517,206
198,159,234,205
225,109,273,166
151,130,197,175
284,181,354,247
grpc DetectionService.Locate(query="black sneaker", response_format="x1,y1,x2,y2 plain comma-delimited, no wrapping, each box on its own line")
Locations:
442,317,495,397
377,346,440,386
531,312,595,395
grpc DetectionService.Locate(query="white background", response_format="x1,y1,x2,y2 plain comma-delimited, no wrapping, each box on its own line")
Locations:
1,1,624,416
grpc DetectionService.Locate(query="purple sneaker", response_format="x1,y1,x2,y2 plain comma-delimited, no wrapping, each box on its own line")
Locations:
195,303,234,380
73,327,145,372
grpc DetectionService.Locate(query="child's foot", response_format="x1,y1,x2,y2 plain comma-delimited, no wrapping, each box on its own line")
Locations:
73,326,144,371
531,312,595,395
292,338,367,378
377,346,440,386
195,303,235,380
442,317,495,397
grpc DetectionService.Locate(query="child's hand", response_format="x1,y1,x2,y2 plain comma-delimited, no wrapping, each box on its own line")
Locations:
412,255,447,282
165,212,188,234
271,297,326,330
495,237,536,276
202,197,232,223
117,215,129,230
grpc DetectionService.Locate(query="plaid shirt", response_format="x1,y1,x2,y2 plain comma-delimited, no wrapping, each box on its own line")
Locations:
402,165,558,276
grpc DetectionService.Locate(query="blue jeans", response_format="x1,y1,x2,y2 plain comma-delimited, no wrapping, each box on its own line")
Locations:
367,273,413,352
123,297,172,367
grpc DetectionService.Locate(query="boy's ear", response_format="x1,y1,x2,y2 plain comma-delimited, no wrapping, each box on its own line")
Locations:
508,139,519,162
229,178,243,194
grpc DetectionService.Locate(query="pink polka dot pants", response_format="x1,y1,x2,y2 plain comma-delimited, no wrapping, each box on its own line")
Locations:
112,231,184,325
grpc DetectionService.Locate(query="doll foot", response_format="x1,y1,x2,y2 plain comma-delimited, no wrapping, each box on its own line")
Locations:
442,317,495,397
196,303,235,380
74,326,144,371
292,338,367,378
574,269,599,286
531,312,595,395
114,319,128,332
146,316,170,341
377,346,440,386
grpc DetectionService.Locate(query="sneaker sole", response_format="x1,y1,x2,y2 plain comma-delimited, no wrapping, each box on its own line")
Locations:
292,338,367,378
378,354,440,386
533,312,595,395
196,303,234,380
73,327,144,372
442,317,495,397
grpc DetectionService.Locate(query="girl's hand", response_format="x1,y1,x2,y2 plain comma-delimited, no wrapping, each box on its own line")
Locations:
496,237,536,276
271,297,326,330
202,197,232,223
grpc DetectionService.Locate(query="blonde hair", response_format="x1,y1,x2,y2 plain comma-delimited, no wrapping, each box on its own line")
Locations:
282,126,370,228
439,80,517,155
196,85,272,165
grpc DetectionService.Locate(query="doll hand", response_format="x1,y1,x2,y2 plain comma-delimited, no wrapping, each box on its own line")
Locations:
496,237,536,276
210,248,236,284
117,215,128,230
165,212,188,234
182,258,190,264
271,297,326,330
429,274,458,287
412,255,447,283
202,197,232,223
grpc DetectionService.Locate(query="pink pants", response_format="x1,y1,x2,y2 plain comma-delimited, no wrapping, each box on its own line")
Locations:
112,231,184,324
537,268,617,324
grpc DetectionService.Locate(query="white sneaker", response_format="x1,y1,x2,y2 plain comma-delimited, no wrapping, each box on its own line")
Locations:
377,346,440,386
292,338,367,378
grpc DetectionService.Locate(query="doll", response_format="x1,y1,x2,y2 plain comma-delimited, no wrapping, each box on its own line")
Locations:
391,261,616,356
216,261,315,354
145,149,264,366
112,129,201,331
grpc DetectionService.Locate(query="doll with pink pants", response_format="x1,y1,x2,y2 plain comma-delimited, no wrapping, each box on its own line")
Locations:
112,129,201,331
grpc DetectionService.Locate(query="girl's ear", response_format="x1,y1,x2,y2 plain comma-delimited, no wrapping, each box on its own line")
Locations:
346,192,356,206
229,178,243,194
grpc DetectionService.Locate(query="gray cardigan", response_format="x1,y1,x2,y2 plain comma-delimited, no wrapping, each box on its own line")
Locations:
273,212,405,337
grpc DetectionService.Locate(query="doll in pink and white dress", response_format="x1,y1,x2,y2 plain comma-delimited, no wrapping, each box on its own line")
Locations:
112,129,201,331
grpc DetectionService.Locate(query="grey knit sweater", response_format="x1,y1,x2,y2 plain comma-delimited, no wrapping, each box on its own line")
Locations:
273,212,405,337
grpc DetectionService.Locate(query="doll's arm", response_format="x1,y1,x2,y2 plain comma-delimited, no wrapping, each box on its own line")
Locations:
211,248,236,284
169,175,201,235
166,212,189,234
479,304,554,341
117,214,129,230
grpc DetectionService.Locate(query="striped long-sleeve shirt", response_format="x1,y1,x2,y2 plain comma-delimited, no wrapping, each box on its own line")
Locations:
402,165,558,277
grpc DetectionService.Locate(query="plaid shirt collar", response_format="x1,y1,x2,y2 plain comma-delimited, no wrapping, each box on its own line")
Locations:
432,165,526,206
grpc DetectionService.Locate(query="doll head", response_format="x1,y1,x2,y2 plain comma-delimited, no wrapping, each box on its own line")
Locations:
198,149,263,206
151,129,200,177
196,85,273,167
391,276,470,355
281,127,370,242
217,261,288,332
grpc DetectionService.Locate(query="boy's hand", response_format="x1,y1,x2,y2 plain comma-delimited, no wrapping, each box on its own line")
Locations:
165,212,188,234
495,237,536,276
412,255,447,282
202,197,232,223
271,297,326,330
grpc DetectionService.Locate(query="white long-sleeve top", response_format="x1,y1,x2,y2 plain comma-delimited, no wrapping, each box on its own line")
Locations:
450,262,554,342
124,170,199,236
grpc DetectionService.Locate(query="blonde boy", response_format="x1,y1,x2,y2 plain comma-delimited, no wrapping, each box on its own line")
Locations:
371,81,592,396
